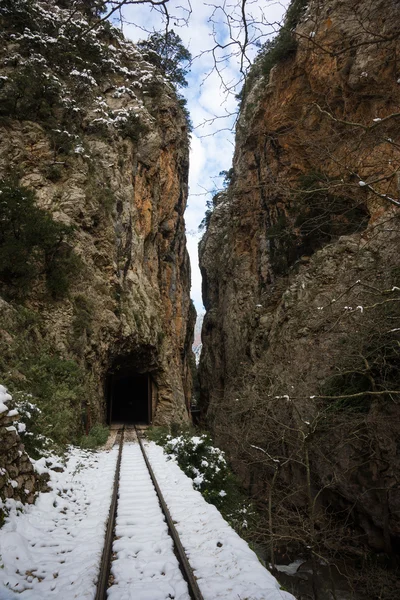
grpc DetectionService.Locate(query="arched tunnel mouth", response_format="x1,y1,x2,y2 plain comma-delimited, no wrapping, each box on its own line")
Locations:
107,372,151,425
105,351,157,425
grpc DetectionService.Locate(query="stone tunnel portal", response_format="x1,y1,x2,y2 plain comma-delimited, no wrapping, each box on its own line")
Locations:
107,372,152,425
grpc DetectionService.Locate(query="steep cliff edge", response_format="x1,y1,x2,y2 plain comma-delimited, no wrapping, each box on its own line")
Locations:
0,0,194,460
200,0,400,580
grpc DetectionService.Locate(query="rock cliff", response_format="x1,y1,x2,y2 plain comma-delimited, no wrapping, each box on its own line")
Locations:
0,0,194,457
199,0,400,575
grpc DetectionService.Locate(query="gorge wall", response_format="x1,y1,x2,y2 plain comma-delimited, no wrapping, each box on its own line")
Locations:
0,0,194,460
199,0,400,572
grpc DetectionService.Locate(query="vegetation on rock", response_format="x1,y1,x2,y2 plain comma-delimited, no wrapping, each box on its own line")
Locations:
0,179,77,299
147,425,254,534
78,424,109,449
137,30,191,89
239,0,309,100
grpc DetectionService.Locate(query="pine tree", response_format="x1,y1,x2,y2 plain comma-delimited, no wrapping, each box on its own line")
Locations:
137,30,191,88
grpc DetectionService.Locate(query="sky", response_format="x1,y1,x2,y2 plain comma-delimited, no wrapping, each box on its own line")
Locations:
117,0,288,311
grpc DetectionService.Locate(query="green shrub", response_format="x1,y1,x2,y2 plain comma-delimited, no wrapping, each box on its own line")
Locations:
47,129,77,156
118,114,149,143
0,65,61,123
46,250,82,299
72,294,94,340
322,372,373,413
149,427,254,532
267,211,298,275
56,0,106,20
177,95,193,131
10,391,52,459
261,0,309,78
45,164,64,182
99,186,115,213
260,28,298,79
198,192,222,232
0,304,93,453
23,354,85,446
0,0,36,30
241,0,309,100
147,425,172,445
78,424,109,449
0,179,77,299
2,351,85,452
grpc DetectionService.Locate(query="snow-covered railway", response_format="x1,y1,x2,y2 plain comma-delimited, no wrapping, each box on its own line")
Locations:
96,427,203,600
0,427,295,600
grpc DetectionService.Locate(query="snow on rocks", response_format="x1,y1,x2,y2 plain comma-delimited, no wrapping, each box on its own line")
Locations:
145,442,296,600
108,443,190,600
0,384,12,414
0,386,39,507
0,446,118,599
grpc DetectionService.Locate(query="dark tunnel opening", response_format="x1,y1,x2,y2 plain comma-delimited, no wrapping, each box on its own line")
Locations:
107,372,152,425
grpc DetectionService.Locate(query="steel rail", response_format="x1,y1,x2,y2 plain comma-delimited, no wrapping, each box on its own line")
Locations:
95,427,124,600
135,426,205,600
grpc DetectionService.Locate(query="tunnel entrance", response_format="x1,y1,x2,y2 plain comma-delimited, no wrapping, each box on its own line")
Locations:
107,372,152,425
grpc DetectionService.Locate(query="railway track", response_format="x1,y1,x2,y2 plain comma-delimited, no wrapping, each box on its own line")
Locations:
95,426,204,600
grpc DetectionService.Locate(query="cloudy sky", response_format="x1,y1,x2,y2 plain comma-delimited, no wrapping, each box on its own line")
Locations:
118,0,288,311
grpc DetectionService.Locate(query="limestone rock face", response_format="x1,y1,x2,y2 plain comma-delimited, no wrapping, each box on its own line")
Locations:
200,0,400,553
0,1,194,431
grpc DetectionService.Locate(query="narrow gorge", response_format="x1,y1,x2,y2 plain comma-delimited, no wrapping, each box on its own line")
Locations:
0,0,399,598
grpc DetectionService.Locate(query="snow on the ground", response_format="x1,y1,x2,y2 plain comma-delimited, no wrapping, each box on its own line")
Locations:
145,441,296,600
0,446,118,600
0,440,295,600
108,443,190,600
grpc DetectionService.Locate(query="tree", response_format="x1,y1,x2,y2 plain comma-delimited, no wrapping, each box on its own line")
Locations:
137,29,191,88
55,0,106,19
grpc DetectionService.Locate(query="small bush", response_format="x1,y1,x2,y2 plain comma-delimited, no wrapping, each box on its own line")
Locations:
0,0,36,30
0,303,95,454
149,427,254,532
99,187,115,213
47,129,77,156
294,171,370,254
261,0,309,79
23,354,85,446
78,424,109,449
260,28,298,79
177,95,193,131
118,114,149,143
72,294,94,340
46,248,82,299
10,391,52,459
0,64,61,123
2,351,86,453
198,192,222,232
45,164,64,182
